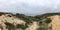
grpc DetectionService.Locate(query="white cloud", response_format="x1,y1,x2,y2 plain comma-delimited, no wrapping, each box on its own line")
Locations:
0,0,60,16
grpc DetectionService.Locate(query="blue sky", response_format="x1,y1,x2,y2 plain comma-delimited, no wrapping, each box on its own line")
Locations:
0,0,60,16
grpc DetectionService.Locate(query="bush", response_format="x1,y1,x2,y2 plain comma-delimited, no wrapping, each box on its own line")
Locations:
44,18,52,24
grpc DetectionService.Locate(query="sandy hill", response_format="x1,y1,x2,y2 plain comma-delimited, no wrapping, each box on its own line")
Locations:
0,12,60,30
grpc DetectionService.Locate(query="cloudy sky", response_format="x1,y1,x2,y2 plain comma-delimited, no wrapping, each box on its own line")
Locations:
0,0,60,16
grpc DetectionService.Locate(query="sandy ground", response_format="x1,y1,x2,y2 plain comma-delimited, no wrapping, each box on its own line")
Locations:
50,15,60,30
0,28,1,30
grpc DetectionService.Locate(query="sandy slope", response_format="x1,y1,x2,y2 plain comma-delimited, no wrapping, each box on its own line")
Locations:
50,15,60,30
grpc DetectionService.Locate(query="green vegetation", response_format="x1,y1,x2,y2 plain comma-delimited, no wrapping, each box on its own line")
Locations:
44,18,52,24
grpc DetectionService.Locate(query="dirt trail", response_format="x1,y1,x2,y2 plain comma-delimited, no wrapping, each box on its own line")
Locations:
26,21,39,30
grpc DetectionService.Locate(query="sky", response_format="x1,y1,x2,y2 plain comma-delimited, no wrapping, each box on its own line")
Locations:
0,0,60,16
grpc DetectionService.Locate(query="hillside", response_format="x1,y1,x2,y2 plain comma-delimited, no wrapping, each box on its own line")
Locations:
0,12,60,30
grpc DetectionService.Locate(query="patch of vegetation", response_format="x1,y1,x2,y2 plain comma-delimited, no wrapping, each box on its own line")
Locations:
44,18,52,24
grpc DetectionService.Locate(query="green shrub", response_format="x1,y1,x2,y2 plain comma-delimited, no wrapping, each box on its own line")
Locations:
44,18,52,24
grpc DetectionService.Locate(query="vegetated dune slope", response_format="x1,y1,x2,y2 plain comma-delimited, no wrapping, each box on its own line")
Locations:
0,12,60,30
